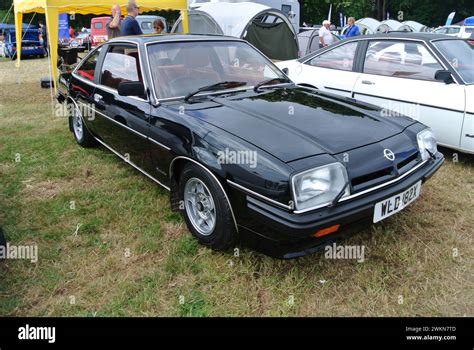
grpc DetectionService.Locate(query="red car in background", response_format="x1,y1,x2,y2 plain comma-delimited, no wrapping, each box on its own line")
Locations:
91,17,109,47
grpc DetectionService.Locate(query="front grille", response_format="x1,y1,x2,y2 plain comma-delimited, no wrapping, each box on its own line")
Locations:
350,151,420,192
397,152,419,172
351,166,393,188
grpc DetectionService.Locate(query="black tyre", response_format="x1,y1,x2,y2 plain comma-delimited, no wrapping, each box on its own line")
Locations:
179,163,237,251
70,103,97,147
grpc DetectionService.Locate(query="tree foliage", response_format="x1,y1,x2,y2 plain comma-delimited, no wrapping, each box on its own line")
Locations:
300,0,474,27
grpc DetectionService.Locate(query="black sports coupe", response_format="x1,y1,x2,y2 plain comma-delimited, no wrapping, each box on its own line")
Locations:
57,35,444,258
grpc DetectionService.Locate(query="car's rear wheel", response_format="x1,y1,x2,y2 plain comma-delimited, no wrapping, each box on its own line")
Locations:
179,164,237,251
70,103,96,147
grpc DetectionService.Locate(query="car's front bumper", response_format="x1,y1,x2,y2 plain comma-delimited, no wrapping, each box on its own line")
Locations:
235,153,444,259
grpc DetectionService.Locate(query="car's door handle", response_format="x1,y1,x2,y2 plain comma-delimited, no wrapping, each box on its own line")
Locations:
361,80,375,85
93,93,106,110
93,93,103,103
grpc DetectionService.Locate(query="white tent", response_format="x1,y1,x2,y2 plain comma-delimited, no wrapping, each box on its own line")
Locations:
402,20,429,32
342,17,380,36
197,2,272,37
376,19,403,33
172,2,298,60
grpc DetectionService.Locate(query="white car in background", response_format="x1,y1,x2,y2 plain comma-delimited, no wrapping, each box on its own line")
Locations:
433,25,474,39
276,33,474,154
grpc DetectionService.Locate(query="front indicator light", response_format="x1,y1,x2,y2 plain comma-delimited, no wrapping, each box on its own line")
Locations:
314,224,340,238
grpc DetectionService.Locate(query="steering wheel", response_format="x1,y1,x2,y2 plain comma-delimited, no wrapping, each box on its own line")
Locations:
168,76,216,97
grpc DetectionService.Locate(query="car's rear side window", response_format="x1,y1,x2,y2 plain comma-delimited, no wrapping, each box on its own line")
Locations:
100,44,143,90
76,48,101,81
447,27,460,34
308,42,358,72
363,41,443,81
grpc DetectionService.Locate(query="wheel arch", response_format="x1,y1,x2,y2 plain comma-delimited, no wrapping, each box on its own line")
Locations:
169,156,239,233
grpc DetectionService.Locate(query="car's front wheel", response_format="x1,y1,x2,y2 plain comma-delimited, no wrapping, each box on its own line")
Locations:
70,103,96,147
179,164,237,251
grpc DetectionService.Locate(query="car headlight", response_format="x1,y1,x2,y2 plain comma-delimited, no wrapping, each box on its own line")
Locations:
417,129,437,161
291,163,350,212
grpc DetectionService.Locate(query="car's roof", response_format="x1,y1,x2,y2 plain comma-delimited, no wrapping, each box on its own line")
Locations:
108,33,241,45
342,32,462,42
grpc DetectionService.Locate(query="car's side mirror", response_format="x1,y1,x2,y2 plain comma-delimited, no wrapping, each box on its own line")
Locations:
282,67,289,75
435,70,454,84
117,81,145,98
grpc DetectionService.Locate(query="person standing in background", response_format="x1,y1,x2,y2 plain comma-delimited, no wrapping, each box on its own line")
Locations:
69,25,76,39
121,1,143,36
38,20,48,56
319,20,334,48
345,17,360,38
153,19,165,34
106,4,122,39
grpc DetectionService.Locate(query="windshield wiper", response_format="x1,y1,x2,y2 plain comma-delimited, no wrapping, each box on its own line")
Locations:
184,81,247,102
253,77,292,92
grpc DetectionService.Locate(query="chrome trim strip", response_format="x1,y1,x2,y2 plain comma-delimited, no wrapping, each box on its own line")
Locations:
169,156,239,233
94,137,171,191
226,180,292,210
148,136,171,151
71,72,96,87
77,102,171,151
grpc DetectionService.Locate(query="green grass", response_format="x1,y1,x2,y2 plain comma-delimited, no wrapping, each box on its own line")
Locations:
0,57,473,316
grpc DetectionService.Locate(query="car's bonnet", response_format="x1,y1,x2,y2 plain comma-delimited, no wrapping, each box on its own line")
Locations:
182,87,416,163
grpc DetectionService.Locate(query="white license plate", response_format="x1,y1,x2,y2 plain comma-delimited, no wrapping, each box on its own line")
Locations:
373,180,422,223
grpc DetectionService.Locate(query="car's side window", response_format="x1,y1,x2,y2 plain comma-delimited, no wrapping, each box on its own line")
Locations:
100,44,143,90
76,48,101,81
363,41,443,81
308,37,320,54
307,42,358,72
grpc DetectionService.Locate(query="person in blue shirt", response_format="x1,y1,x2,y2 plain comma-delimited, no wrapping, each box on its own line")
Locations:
345,17,360,38
121,1,143,36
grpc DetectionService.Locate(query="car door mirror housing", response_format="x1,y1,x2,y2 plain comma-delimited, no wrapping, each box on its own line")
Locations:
435,70,454,84
282,67,289,75
117,81,146,98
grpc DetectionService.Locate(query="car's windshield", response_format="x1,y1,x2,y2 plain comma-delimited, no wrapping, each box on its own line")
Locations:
433,39,474,84
147,40,287,99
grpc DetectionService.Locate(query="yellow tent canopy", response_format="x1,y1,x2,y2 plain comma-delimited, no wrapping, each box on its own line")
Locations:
13,0,189,93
